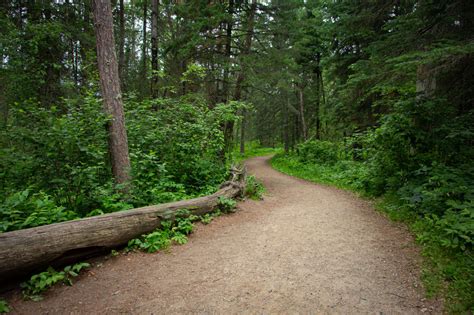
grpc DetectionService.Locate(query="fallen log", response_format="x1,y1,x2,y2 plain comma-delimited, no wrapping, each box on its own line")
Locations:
0,166,246,281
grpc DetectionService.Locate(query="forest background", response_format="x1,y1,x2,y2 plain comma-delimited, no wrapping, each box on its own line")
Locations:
0,0,472,311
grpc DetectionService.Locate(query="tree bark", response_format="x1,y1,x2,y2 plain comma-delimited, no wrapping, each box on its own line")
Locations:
233,0,256,101
151,0,159,98
0,168,246,281
222,0,234,103
220,0,235,159
79,0,92,86
235,0,257,155
284,94,290,153
118,0,125,85
315,53,322,140
240,109,246,154
125,5,136,83
142,0,148,83
416,64,437,97
92,0,131,186
298,85,307,141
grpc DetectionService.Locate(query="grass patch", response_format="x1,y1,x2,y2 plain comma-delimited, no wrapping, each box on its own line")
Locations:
231,141,282,163
271,153,369,193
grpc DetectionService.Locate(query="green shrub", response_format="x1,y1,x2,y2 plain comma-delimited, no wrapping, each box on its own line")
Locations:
217,196,237,213
200,213,214,224
0,189,77,232
21,262,90,300
296,140,344,165
245,175,265,200
0,300,9,314
127,209,199,253
0,95,242,232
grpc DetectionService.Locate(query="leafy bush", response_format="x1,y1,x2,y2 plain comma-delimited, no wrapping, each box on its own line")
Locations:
245,175,265,200
296,140,344,165
200,213,214,224
21,262,90,300
128,228,173,253
0,189,77,232
0,97,110,216
217,196,237,213
0,300,9,314
0,95,243,232
127,209,199,253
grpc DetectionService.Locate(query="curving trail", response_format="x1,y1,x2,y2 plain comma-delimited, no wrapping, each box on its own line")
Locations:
7,156,442,314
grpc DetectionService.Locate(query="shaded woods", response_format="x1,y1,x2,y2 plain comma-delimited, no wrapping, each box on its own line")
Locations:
0,0,472,312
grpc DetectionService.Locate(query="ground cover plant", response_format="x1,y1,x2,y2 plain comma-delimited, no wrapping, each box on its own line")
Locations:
21,263,90,301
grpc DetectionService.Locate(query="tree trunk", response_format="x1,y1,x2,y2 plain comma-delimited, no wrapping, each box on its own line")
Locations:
221,0,234,159
151,0,159,98
233,0,256,101
142,0,148,83
222,0,234,103
235,0,257,155
118,0,125,86
80,0,93,86
315,71,321,140
416,64,437,97
298,86,307,141
240,109,246,154
0,168,246,281
315,53,323,140
125,6,136,83
284,94,290,153
92,0,131,187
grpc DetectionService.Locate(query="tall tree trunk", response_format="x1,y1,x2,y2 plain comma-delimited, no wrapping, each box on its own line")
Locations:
125,6,136,82
284,94,290,153
222,0,234,103
151,0,159,98
315,53,322,140
240,109,246,154
80,0,93,86
233,0,256,101
118,0,125,86
298,85,307,141
221,0,234,159
235,0,257,154
315,71,321,140
92,0,131,187
142,0,148,83
416,64,437,97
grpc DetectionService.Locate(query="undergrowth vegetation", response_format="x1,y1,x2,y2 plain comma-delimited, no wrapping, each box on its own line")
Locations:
245,175,265,200
272,136,473,313
0,96,243,232
21,262,90,301
232,141,282,163
127,209,197,253
0,300,9,314
127,197,242,254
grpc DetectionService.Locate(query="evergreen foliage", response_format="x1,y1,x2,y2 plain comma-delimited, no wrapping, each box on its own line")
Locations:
0,0,472,311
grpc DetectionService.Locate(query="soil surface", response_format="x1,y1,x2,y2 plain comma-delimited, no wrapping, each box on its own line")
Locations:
5,156,442,314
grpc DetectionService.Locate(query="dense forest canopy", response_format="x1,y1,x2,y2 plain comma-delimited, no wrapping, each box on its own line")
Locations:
0,0,473,310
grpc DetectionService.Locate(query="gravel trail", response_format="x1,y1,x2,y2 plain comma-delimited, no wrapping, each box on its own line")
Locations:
6,156,442,314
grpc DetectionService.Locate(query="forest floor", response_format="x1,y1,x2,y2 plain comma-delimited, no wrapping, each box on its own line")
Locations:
5,156,443,314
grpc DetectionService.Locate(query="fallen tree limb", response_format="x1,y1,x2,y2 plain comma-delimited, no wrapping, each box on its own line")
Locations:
0,166,246,281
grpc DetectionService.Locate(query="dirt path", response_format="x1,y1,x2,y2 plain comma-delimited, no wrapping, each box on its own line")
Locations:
6,156,442,314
